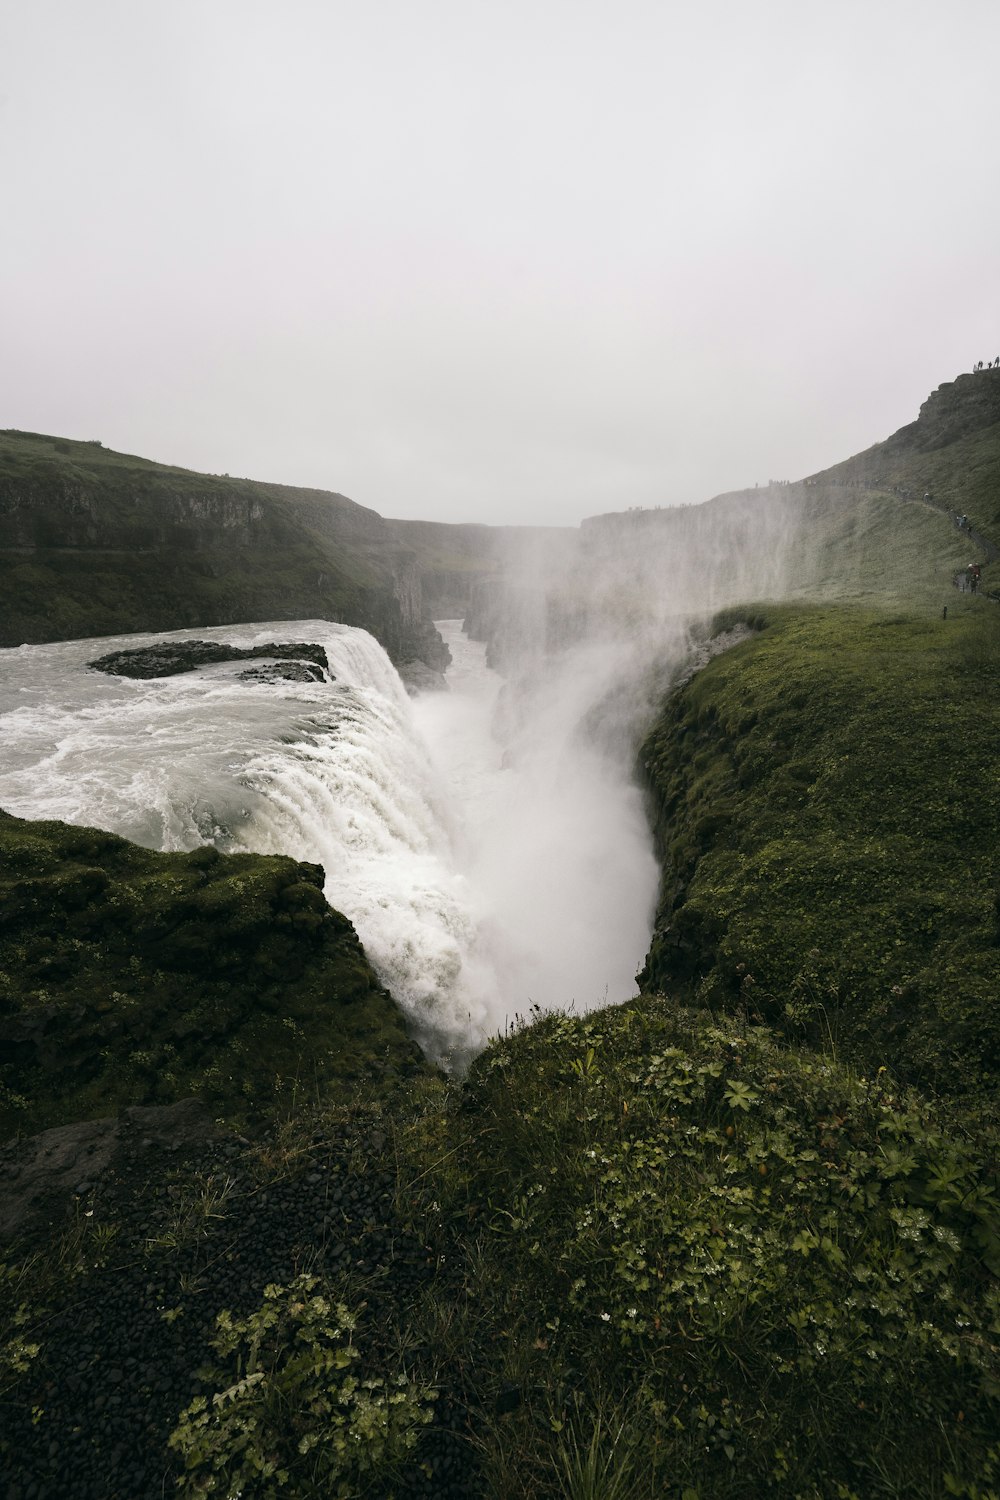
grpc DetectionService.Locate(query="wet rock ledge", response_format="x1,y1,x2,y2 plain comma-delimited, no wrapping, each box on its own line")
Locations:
88,638,331,680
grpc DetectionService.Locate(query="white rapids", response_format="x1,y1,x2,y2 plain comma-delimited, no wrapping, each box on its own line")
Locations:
0,617,660,1065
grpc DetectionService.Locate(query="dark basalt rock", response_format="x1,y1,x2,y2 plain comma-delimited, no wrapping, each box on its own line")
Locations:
404,617,453,673
0,1099,219,1242
398,658,449,694
237,660,328,684
0,1112,481,1500
910,367,1000,452
88,638,331,679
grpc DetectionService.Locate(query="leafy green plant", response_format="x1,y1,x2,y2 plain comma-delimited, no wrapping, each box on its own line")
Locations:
437,997,1000,1497
169,1275,435,1498
0,1304,41,1393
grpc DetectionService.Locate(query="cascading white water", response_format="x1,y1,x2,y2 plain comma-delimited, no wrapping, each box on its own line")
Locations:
0,615,662,1065
413,623,660,1029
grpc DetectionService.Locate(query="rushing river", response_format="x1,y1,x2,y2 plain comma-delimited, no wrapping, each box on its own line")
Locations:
0,618,659,1065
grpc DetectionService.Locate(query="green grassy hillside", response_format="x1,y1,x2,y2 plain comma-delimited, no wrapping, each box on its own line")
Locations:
3,374,1000,1497
635,368,1000,1107
822,369,1000,538
0,430,494,658
639,599,1000,1099
0,431,374,641
3,1002,998,1498
0,811,426,1136
782,483,980,604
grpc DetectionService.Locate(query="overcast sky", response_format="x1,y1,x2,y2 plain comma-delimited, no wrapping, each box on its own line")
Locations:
2,1,998,526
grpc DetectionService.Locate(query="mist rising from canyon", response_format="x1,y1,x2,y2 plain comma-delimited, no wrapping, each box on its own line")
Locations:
0,484,812,1065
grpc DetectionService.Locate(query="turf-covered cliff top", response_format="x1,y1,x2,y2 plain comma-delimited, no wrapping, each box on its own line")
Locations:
0,429,498,654
638,597,1000,1103
0,810,427,1138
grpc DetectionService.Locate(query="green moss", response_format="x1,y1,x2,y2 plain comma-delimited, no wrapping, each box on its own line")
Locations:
400,996,1000,1497
0,811,429,1135
639,602,1000,1099
3,997,999,1496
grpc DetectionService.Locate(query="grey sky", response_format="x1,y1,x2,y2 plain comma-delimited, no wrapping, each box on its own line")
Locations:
2,1,998,525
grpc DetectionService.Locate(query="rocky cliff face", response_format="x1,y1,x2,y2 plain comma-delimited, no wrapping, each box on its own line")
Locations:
0,431,453,667
0,469,269,552
812,366,1000,495
905,368,1000,452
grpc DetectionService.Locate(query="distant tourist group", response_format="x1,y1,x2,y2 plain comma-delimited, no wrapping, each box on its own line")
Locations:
973,359,999,371
948,517,988,594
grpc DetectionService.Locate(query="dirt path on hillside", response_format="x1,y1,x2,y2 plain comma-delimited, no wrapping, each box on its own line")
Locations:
897,489,999,600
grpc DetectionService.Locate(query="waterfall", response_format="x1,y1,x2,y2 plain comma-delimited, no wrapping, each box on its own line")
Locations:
0,616,661,1065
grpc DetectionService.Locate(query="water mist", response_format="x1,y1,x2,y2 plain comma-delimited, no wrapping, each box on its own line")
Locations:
0,483,809,1066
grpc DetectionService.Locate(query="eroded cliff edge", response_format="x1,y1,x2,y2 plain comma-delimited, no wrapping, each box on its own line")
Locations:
0,810,428,1140
0,430,460,667
637,604,1000,1100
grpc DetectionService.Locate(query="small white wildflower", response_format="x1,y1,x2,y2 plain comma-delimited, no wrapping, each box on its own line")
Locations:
600,1312,611,1322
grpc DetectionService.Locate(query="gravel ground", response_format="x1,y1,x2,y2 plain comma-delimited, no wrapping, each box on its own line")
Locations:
1,1111,483,1499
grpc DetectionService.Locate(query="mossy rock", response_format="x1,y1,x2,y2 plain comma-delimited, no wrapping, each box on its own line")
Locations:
638,602,1000,1101
0,810,430,1137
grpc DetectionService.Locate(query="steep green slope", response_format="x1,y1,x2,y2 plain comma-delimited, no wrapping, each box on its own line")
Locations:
821,368,1000,541
577,372,998,621
0,811,426,1136
0,432,374,642
779,482,979,605
636,373,1000,1102
0,430,478,660
639,600,1000,1098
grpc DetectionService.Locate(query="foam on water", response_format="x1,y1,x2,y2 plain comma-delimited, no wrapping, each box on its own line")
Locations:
0,617,662,1064
412,624,660,1027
